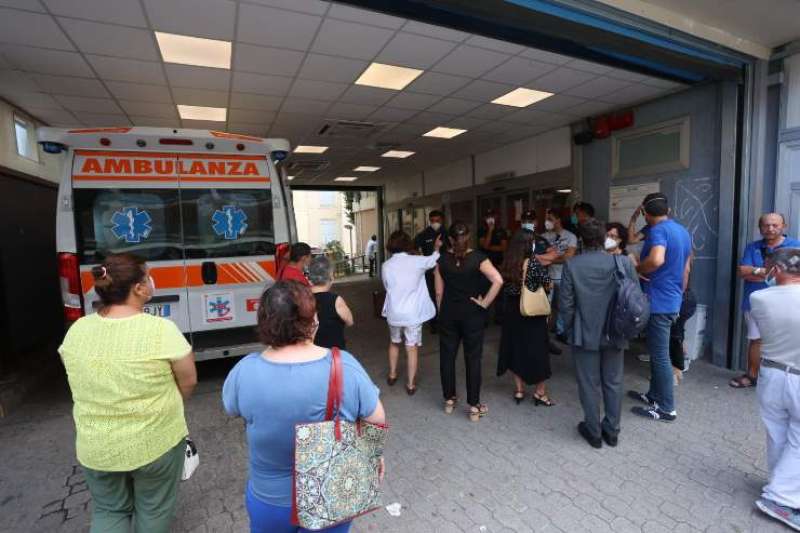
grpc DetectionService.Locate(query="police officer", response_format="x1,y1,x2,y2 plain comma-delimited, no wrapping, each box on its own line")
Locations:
415,210,447,333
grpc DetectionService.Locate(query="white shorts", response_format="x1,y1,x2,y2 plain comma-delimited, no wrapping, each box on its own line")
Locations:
745,311,761,340
389,324,423,346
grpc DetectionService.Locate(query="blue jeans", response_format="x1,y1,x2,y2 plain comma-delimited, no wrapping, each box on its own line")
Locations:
646,313,678,413
245,485,352,533
550,279,565,335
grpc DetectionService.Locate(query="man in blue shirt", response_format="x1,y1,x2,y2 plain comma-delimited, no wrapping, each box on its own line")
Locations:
628,193,693,422
730,213,800,389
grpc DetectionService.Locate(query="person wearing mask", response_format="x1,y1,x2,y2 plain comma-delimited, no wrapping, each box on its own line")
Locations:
478,208,509,324
730,213,800,389
279,242,312,286
309,255,354,350
542,209,577,343
497,229,555,406
222,281,386,533
628,193,693,423
435,222,504,421
415,210,448,334
58,253,197,533
749,248,800,530
604,222,629,256
382,230,442,394
560,219,638,448
366,235,378,278
571,202,596,254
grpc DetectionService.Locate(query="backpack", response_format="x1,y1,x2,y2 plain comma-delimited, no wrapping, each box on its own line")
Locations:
606,255,650,340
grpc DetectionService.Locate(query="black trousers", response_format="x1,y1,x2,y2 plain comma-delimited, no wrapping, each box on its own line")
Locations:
439,313,485,406
669,314,688,371
369,258,376,277
425,271,438,328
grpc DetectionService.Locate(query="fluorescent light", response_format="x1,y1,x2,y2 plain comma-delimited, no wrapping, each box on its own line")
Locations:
177,105,226,121
381,150,415,158
335,177,358,182
294,145,328,154
155,32,231,69
355,62,424,91
491,87,553,107
423,126,467,139
354,166,380,172
287,175,295,181
557,188,572,193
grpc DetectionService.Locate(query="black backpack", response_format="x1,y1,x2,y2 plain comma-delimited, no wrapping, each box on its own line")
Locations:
606,255,650,340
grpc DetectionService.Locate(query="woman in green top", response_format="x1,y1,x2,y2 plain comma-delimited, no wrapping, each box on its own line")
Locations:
59,253,197,533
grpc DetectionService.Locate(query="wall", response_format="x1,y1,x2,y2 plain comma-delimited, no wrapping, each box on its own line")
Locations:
776,53,800,241
0,99,61,184
424,158,471,195
581,83,722,352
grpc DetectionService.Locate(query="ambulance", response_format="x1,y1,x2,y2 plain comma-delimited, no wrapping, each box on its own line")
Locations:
41,127,297,360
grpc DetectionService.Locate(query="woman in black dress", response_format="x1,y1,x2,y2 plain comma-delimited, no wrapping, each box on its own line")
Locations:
497,229,556,406
308,256,354,349
434,222,504,422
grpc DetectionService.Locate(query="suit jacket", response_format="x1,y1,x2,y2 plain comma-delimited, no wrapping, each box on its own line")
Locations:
558,251,638,351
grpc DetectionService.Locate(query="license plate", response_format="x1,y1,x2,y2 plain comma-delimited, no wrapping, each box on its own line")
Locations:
144,303,171,317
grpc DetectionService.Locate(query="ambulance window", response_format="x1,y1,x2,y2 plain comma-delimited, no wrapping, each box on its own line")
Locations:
181,189,275,259
73,189,183,264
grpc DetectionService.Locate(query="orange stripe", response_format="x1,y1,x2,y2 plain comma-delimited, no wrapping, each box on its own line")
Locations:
232,263,258,282
258,260,277,278
177,153,265,161
210,131,264,142
225,263,250,282
75,150,265,160
180,176,269,183
74,175,177,182
69,127,132,134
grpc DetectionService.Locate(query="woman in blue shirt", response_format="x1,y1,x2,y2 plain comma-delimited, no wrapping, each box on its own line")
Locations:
222,281,386,533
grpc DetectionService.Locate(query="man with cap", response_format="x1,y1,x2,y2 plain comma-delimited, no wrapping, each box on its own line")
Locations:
479,208,509,324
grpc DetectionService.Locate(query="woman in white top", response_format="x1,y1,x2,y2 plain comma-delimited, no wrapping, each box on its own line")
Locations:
382,230,442,395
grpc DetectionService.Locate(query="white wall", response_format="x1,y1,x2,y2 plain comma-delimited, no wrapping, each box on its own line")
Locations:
384,173,423,204
0,99,61,183
475,126,571,183
424,157,471,195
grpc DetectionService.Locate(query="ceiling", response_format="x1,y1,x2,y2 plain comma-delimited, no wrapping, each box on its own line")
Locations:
0,0,686,185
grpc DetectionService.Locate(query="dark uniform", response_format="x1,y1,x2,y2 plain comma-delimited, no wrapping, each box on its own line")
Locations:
415,225,447,332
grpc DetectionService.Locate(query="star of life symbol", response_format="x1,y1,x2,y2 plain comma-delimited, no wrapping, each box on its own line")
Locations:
212,205,248,240
208,296,231,319
111,207,152,243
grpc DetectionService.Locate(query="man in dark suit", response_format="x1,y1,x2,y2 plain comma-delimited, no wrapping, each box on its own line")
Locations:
415,210,447,333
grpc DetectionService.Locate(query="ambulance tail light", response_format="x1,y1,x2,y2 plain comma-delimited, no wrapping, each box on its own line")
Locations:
275,243,291,280
58,252,84,323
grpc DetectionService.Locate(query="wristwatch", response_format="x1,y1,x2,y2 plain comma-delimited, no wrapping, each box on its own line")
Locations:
753,267,766,276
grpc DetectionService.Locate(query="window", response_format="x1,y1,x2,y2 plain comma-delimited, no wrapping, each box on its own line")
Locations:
319,191,336,207
13,115,37,161
320,219,337,245
612,117,690,179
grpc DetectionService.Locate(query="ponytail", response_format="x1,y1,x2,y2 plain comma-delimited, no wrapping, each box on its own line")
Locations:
92,253,147,307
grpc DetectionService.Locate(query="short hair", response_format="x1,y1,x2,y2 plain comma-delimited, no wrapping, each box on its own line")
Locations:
387,230,413,254
257,281,316,347
290,242,312,262
429,210,444,220
574,202,595,217
770,247,800,275
643,193,669,217
578,218,606,249
759,213,787,227
606,222,629,253
371,234,377,240
91,253,147,307
307,256,333,286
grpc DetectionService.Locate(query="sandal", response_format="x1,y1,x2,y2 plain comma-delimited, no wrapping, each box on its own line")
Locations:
468,404,489,422
444,398,457,414
532,393,555,407
513,390,525,405
405,383,417,396
387,375,398,386
729,374,757,388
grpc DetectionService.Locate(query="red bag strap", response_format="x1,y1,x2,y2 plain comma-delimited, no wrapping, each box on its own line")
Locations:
325,347,344,440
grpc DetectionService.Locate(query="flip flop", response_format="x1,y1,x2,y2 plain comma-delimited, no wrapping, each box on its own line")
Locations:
729,374,757,388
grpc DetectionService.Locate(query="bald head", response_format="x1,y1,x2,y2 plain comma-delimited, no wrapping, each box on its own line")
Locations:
759,213,787,244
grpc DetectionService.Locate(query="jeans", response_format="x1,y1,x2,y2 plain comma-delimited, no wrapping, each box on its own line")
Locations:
549,280,565,335
758,366,800,509
82,440,185,533
646,313,678,413
245,485,351,533
439,313,486,406
573,346,625,439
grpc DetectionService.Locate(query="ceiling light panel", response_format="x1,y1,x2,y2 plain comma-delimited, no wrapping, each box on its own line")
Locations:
491,87,554,107
355,62,424,91
177,105,226,121
294,145,329,154
354,166,380,172
335,177,358,182
155,32,231,69
381,150,415,158
423,127,467,139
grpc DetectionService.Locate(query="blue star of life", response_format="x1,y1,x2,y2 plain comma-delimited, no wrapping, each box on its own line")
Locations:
111,207,152,243
212,205,248,240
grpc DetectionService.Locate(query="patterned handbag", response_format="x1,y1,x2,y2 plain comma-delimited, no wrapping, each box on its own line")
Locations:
291,347,388,530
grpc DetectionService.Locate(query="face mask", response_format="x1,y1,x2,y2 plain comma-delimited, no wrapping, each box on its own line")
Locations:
486,217,495,225
148,276,156,291
544,220,555,231
570,214,578,225
521,222,535,232
604,237,618,251
765,268,778,287
430,222,442,231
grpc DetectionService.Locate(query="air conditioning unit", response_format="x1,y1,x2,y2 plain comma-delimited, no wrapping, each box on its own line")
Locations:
485,171,515,182
318,120,384,138
287,159,330,172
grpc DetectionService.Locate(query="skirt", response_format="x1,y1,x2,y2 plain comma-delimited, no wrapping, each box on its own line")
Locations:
496,292,551,385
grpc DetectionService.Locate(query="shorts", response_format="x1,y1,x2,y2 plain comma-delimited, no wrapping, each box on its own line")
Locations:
389,324,423,346
744,311,761,341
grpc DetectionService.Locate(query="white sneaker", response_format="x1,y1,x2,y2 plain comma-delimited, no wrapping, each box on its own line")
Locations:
637,353,651,363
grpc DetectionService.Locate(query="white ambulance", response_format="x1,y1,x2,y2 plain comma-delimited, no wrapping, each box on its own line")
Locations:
41,127,297,360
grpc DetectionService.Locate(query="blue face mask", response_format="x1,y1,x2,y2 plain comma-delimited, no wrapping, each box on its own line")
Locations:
765,268,777,287
521,222,535,232
570,214,578,225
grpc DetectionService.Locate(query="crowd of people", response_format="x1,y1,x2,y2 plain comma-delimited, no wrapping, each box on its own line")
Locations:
55,192,800,532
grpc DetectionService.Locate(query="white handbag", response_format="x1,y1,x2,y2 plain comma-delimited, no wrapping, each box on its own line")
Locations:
181,438,199,481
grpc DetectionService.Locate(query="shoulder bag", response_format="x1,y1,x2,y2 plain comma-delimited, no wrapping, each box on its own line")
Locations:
520,258,551,317
291,347,388,530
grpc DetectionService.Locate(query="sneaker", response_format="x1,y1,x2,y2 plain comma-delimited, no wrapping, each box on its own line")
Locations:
577,422,602,449
627,390,656,407
601,430,618,447
756,498,800,531
637,353,651,362
631,405,676,422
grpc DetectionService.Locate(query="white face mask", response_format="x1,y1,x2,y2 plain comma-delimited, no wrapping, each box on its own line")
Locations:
485,217,495,225
521,222,535,232
430,222,442,231
544,220,555,231
604,237,618,251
